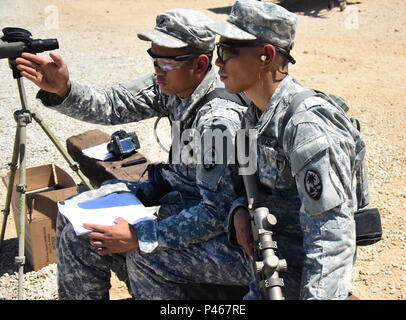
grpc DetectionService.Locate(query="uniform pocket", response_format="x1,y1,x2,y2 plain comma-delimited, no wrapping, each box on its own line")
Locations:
257,145,279,189
290,135,329,176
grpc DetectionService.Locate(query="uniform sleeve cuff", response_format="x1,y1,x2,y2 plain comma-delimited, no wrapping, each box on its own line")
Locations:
227,196,248,247
134,219,159,253
36,80,77,107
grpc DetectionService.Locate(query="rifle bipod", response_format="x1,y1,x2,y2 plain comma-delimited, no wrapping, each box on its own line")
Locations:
249,206,287,300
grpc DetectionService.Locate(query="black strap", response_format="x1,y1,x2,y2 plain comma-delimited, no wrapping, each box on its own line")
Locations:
193,88,250,111
278,90,317,147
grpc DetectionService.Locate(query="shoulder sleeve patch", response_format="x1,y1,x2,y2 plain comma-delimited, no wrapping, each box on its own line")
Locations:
295,149,344,216
197,157,228,191
196,124,235,191
304,169,323,200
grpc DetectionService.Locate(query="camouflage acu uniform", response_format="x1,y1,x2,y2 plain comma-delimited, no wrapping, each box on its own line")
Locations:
229,76,363,300
209,0,365,299
43,9,252,299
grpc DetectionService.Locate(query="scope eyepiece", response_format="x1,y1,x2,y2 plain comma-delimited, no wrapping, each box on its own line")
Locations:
1,27,33,43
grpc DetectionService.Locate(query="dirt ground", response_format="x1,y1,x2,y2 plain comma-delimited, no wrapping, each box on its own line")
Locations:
1,0,405,300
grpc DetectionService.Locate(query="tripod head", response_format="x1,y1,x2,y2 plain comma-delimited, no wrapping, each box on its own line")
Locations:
0,27,59,78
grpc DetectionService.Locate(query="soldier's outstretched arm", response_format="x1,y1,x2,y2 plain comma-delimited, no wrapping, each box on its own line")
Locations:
16,51,167,126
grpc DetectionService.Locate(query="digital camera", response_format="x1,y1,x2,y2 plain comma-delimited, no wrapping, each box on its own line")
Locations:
107,130,140,159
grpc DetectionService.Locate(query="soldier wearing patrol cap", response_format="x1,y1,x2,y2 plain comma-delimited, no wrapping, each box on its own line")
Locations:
208,0,367,299
16,9,252,299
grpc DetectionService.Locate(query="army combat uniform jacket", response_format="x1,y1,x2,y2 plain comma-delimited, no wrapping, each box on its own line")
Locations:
41,68,252,299
42,67,247,253
230,75,366,299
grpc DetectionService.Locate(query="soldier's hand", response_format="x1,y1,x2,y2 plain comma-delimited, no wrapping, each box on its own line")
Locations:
233,207,254,259
15,52,71,98
84,217,139,256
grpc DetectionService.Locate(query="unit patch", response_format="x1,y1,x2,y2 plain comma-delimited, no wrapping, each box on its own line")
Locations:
305,170,322,200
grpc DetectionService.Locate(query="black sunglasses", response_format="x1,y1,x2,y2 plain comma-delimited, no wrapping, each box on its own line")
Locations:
216,41,296,64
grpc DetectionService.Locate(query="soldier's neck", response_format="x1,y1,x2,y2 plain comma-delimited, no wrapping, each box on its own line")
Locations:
245,75,283,112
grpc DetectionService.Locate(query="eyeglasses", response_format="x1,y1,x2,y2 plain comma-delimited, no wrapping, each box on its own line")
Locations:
147,48,203,71
215,41,296,64
215,41,267,63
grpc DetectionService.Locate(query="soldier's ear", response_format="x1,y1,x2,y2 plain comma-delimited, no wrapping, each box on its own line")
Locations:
195,54,210,74
261,44,276,64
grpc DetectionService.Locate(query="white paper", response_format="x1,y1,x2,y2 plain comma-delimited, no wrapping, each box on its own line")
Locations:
82,142,114,161
58,192,155,235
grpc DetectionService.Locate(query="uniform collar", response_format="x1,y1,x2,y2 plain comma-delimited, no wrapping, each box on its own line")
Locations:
176,67,217,123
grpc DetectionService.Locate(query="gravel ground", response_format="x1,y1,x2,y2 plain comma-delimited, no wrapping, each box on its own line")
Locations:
1,0,405,300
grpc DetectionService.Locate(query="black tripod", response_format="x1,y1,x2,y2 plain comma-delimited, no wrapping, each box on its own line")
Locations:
0,28,93,299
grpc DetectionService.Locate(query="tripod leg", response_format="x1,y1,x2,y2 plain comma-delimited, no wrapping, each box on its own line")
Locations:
15,112,29,300
0,126,20,252
30,111,93,190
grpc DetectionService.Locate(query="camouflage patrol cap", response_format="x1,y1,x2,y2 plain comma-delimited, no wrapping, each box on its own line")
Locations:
137,8,216,52
208,0,297,51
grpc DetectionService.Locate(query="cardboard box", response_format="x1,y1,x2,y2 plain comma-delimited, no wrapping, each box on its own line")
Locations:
2,164,79,271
